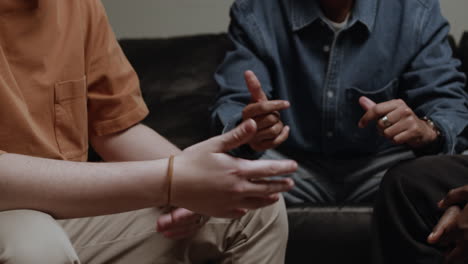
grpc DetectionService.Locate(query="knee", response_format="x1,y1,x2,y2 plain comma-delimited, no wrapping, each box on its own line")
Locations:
0,210,79,264
383,157,435,191
247,196,288,237
380,156,453,205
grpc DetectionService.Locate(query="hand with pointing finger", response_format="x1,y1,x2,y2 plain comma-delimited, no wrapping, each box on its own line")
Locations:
358,96,439,149
242,70,290,152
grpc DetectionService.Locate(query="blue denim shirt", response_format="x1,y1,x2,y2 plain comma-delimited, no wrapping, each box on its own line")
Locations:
211,0,468,157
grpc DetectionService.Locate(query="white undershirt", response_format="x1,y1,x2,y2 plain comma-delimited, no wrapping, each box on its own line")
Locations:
323,13,350,32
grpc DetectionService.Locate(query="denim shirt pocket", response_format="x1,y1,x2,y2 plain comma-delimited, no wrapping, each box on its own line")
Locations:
343,79,399,151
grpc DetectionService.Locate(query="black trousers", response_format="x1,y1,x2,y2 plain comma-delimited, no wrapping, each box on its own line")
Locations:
373,155,468,264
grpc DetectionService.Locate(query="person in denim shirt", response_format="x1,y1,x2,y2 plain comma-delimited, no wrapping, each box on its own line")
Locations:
211,0,468,205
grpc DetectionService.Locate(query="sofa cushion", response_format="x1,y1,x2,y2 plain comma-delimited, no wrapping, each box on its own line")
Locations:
286,206,373,264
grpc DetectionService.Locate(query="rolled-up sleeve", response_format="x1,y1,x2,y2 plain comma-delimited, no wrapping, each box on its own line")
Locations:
211,3,273,135
82,0,149,137
402,0,468,154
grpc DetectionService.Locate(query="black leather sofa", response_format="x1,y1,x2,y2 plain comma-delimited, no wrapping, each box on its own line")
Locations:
90,32,467,264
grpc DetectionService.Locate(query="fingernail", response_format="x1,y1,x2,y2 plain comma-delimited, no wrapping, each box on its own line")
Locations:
290,161,298,170
427,233,435,244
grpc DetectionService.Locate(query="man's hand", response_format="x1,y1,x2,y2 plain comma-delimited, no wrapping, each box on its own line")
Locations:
358,96,438,148
428,186,468,263
242,71,290,152
171,119,297,219
157,208,208,240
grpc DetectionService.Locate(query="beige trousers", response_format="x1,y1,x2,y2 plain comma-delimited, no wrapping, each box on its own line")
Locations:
0,198,287,264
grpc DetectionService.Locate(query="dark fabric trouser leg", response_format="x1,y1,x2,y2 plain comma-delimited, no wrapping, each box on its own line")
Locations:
372,155,468,264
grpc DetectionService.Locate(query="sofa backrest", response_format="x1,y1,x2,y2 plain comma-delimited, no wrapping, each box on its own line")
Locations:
88,32,467,160
459,32,468,83
119,34,232,149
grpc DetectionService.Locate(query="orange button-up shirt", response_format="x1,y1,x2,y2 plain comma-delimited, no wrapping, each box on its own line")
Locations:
0,0,149,161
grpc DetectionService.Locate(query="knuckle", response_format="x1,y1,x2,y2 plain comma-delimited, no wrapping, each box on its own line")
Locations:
396,99,405,105
272,124,282,134
232,130,243,142
403,107,412,115
405,125,414,134
447,190,457,200
259,103,269,112
267,164,280,176
267,114,279,124
229,165,243,177
231,183,246,195
266,127,277,137
374,106,384,115
265,184,276,194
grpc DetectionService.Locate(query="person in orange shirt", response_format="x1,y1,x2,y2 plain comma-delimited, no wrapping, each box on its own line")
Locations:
0,1,297,263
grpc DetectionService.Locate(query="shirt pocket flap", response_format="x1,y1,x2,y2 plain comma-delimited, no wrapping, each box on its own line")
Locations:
346,78,399,103
55,76,87,102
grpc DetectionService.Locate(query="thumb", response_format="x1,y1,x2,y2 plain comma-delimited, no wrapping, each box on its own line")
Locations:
359,96,376,111
187,119,257,154
245,70,268,102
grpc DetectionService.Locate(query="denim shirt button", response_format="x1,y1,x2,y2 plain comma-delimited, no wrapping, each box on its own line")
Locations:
326,131,333,138
323,45,330,53
327,91,334,98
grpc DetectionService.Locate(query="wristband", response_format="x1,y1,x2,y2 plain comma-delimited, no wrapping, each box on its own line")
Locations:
166,155,175,206
422,116,441,138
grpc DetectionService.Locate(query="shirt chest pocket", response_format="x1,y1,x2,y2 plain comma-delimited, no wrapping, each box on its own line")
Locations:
54,76,88,161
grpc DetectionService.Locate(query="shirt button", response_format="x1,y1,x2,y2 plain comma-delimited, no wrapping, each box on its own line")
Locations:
323,45,330,53
327,91,334,98
326,131,333,138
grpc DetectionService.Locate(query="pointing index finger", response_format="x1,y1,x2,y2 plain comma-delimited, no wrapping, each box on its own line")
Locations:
245,70,268,102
